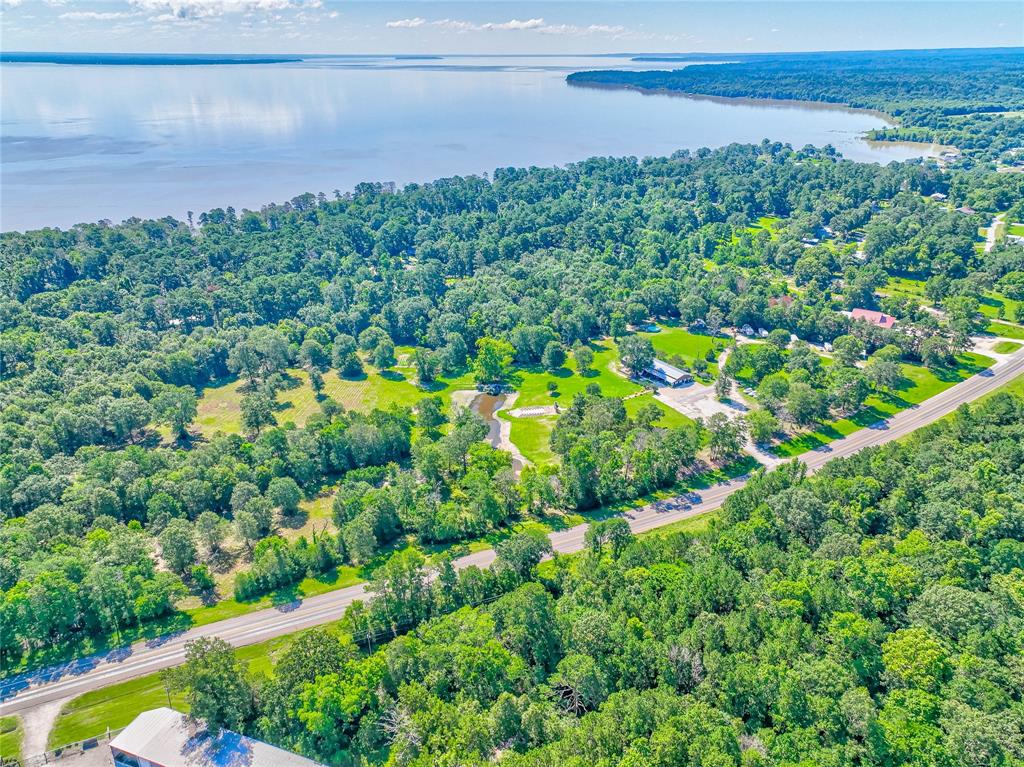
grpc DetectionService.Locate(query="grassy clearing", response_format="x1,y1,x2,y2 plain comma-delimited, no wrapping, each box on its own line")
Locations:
501,412,558,466
773,352,994,457
500,339,639,464
977,292,1023,323
0,716,22,763
732,215,782,243
987,321,1024,340
880,275,927,301
993,341,1023,354
1008,222,1024,236
196,366,476,437
513,340,641,408
639,323,725,381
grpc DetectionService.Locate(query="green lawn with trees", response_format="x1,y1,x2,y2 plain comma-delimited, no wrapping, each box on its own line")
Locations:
773,352,994,456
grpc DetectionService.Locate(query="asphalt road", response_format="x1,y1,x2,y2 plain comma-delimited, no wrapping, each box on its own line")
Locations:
3,347,1023,717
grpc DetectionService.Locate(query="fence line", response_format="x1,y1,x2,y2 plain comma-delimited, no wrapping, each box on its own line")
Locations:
4,727,124,767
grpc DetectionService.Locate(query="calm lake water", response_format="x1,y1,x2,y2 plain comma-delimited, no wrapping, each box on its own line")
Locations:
1,55,936,231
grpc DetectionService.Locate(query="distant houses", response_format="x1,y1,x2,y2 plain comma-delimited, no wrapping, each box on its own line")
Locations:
850,308,897,330
645,358,693,387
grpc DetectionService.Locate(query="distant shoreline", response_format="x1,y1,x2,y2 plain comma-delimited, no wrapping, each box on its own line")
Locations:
0,53,304,66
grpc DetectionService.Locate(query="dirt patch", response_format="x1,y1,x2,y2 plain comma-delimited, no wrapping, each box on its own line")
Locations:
21,696,71,758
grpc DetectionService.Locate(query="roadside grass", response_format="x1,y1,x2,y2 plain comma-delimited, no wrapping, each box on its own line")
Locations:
645,509,720,538
1008,222,1024,236
986,320,1024,340
993,341,1023,354
773,352,994,457
0,716,22,763
195,366,476,437
639,323,724,381
46,623,341,749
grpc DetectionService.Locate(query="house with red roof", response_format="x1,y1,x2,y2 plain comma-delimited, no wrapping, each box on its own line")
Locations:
850,308,897,330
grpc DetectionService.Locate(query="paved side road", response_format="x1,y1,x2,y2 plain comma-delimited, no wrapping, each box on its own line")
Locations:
3,347,1024,718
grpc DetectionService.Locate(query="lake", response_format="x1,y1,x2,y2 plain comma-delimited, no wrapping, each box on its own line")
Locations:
1,55,938,232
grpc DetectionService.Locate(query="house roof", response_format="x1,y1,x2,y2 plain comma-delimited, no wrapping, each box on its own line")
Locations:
850,308,897,329
648,358,691,381
110,708,325,767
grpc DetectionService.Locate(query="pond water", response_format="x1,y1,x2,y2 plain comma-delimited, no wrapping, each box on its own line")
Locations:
1,55,936,231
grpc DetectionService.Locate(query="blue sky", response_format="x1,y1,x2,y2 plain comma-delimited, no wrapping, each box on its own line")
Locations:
2,1,1022,54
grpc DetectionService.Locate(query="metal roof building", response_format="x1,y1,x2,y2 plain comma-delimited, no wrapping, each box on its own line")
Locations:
110,708,325,767
645,358,693,387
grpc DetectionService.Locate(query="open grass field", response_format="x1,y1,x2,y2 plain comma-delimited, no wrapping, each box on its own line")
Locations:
994,341,1023,354
195,365,476,437
513,340,641,407
639,323,725,381
978,291,1023,323
501,338,696,465
987,320,1024,340
1008,222,1024,236
880,275,927,301
773,352,994,457
0,716,22,763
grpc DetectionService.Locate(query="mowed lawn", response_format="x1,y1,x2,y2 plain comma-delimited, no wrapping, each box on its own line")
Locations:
993,341,1022,354
196,366,476,437
501,339,696,466
978,291,1023,323
513,340,641,408
774,352,994,457
987,320,1024,340
639,324,726,381
0,716,22,763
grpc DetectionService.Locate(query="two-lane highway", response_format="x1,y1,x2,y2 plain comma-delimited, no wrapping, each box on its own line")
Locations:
3,346,1023,718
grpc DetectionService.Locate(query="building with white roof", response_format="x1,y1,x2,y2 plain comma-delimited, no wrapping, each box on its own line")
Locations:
109,708,325,767
645,358,693,387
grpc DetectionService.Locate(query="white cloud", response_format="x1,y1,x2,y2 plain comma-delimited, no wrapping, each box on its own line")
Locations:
60,10,131,20
129,0,319,21
385,16,627,37
481,18,544,31
385,17,425,29
1,0,25,7
538,23,627,36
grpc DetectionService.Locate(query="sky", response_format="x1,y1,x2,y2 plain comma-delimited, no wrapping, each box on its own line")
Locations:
1,1,1022,55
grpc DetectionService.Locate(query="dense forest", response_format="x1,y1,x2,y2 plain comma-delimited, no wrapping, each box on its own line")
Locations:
2,138,1024,670
170,391,1024,766
568,47,1024,164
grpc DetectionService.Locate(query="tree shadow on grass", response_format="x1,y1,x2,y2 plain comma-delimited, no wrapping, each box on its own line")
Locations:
379,370,407,382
